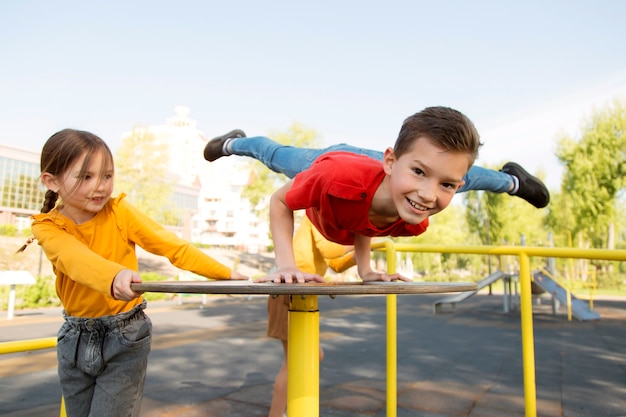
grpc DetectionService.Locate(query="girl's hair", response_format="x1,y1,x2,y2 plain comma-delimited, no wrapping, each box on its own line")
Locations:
38,129,114,213
394,106,483,167
16,129,114,253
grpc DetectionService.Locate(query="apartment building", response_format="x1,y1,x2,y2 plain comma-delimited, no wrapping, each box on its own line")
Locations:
0,144,42,231
123,106,270,252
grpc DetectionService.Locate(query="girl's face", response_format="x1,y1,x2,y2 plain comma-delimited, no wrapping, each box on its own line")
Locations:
45,149,114,224
383,136,470,225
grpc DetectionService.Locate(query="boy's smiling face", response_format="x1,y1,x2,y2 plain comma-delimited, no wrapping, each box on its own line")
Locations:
382,136,471,225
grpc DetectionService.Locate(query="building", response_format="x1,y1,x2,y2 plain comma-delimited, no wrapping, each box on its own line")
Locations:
0,144,42,231
121,106,270,252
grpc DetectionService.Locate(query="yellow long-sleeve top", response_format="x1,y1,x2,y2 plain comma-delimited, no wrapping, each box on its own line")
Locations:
293,216,356,275
31,194,232,318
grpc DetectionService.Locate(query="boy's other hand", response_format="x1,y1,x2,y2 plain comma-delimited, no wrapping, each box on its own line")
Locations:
360,271,412,282
255,267,325,284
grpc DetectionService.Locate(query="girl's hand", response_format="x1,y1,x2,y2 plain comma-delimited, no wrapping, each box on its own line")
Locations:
360,271,412,282
229,270,249,280
254,266,325,284
112,269,143,301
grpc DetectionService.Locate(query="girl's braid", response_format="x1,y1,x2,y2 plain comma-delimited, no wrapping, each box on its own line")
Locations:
16,190,59,253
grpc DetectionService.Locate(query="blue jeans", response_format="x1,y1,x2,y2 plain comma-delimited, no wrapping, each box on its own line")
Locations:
57,301,152,417
230,136,512,193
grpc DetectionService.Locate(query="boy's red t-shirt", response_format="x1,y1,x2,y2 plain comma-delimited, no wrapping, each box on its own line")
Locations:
285,151,429,245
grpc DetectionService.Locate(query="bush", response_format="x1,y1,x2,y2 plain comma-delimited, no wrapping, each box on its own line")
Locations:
0,224,18,237
139,272,172,301
0,275,60,310
21,275,61,308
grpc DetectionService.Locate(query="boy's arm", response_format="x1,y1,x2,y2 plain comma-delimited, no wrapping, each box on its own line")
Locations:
354,234,412,282
260,181,325,284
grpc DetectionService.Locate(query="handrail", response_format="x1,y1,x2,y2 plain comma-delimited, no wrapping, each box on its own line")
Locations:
4,243,623,417
373,241,626,417
0,337,65,416
0,336,57,354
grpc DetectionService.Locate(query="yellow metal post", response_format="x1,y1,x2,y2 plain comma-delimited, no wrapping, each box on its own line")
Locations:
519,252,537,417
385,240,398,417
386,294,397,417
287,295,319,417
567,288,572,322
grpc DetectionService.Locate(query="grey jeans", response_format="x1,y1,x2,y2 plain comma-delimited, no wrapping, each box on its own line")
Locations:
57,301,152,417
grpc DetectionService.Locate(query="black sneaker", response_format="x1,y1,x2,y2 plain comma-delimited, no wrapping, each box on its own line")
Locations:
203,129,246,162
501,162,550,208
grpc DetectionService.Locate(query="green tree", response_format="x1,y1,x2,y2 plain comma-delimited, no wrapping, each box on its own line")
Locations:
114,127,176,224
555,99,626,250
465,163,549,245
241,122,322,214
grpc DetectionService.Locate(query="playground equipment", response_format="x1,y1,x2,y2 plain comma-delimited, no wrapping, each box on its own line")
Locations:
5,241,624,417
434,270,509,313
432,269,601,321
532,270,600,321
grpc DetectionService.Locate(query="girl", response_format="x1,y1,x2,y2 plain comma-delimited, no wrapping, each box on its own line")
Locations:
20,129,248,417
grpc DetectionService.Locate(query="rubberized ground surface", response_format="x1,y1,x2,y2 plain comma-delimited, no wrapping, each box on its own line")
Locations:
2,291,625,417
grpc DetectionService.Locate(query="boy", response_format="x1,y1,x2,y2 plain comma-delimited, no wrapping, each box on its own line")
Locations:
204,106,547,283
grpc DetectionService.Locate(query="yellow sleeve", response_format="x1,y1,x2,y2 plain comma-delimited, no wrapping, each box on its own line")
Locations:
327,251,356,273
121,199,232,280
32,219,125,297
308,217,356,273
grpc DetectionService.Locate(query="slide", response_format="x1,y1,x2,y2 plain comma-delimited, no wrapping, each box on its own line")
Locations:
433,271,507,313
532,270,601,321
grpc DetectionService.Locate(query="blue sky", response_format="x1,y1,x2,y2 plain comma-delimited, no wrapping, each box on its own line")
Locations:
2,0,625,190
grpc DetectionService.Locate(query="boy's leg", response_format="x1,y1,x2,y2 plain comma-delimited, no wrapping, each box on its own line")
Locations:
460,164,550,208
268,295,290,417
228,136,546,206
210,132,383,179
458,165,512,193
205,130,548,207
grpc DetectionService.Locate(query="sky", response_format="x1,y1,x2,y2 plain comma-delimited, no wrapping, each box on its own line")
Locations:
1,0,626,190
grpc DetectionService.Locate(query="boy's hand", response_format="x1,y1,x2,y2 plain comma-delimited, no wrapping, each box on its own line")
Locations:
255,267,325,284
112,269,143,301
360,271,412,282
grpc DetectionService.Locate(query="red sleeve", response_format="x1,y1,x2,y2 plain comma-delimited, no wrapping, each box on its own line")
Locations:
285,160,330,211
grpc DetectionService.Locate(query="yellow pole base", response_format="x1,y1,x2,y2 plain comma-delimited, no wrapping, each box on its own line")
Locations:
287,295,319,417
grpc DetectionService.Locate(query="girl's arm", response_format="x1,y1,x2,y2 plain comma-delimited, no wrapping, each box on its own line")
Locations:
33,221,127,297
123,199,247,280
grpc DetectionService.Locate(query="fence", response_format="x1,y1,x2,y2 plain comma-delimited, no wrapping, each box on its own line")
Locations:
3,242,625,417
373,240,626,417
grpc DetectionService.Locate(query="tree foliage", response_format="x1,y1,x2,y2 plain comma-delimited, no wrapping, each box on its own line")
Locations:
242,122,322,213
114,126,176,224
464,163,549,248
555,99,626,248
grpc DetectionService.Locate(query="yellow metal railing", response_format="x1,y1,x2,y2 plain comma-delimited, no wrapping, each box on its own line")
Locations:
4,243,624,417
0,337,65,416
373,241,626,417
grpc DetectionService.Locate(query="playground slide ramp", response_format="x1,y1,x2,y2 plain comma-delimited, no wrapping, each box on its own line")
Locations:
532,271,601,321
433,271,507,313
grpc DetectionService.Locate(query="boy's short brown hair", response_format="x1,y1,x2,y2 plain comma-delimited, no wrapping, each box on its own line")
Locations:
394,106,482,167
